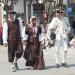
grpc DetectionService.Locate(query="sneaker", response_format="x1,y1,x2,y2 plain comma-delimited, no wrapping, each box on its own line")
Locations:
55,64,60,68
61,63,68,67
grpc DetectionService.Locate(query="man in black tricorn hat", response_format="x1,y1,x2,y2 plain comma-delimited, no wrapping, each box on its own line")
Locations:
47,9,70,68
3,11,23,72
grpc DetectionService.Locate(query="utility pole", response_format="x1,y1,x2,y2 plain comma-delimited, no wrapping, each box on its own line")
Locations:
24,0,26,24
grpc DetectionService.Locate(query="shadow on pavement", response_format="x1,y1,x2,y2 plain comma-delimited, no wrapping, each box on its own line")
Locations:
45,65,56,70
69,64,75,67
17,65,56,71
16,64,75,71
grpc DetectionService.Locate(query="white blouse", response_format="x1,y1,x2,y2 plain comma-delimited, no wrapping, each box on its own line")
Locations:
47,17,70,40
22,26,43,42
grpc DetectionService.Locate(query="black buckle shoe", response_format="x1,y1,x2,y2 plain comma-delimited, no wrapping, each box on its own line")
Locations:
15,63,19,70
61,63,68,67
55,64,60,68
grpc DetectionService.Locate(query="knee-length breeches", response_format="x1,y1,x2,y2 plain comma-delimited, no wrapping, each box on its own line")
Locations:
8,40,23,62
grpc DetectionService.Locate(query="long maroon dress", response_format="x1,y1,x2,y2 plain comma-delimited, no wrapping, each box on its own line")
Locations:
23,25,45,70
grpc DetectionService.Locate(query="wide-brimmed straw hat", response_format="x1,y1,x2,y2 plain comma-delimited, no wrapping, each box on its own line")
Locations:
30,16,37,22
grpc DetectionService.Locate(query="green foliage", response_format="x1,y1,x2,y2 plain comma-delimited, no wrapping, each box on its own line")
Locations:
0,0,2,6
0,0,2,3
44,0,53,3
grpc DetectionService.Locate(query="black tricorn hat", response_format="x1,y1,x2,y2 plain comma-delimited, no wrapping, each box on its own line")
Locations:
8,11,17,14
55,9,60,13
60,10,65,13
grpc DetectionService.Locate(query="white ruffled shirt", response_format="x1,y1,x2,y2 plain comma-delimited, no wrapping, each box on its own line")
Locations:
22,26,43,42
47,17,70,40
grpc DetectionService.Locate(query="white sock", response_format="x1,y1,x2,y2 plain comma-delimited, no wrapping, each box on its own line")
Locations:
10,62,15,69
62,51,67,63
55,51,59,64
55,45,60,64
14,57,18,64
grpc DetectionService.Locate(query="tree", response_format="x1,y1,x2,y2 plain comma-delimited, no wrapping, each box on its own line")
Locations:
45,0,53,2
59,0,63,9
3,0,15,21
43,0,64,22
43,0,55,22
0,0,2,6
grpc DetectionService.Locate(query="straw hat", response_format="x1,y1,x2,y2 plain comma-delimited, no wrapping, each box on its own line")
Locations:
30,16,37,22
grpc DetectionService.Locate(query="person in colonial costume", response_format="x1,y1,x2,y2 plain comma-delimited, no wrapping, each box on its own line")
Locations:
23,16,45,70
3,11,23,72
47,9,70,68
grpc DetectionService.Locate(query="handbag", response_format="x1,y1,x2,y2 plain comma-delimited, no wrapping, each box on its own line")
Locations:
50,32,56,40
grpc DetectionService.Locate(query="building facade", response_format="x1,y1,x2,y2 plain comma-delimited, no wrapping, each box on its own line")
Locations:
2,0,68,25
13,0,33,24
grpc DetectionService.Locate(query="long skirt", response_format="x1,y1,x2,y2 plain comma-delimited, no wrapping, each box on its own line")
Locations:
8,40,23,62
23,41,45,70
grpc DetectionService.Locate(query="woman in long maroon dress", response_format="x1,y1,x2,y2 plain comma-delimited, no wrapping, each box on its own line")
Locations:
23,16,45,70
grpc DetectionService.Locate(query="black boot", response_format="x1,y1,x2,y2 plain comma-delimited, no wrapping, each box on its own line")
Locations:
55,64,60,68
15,63,19,70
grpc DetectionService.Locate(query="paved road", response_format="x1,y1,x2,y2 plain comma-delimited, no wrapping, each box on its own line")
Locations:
0,45,75,75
